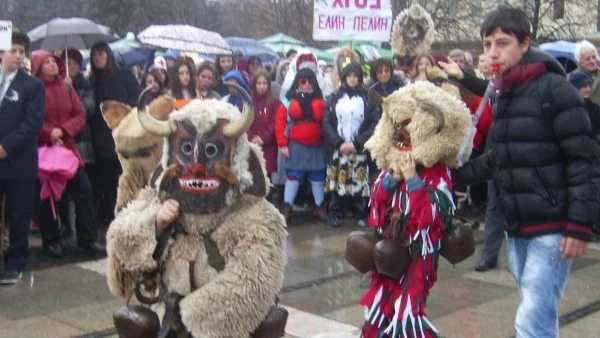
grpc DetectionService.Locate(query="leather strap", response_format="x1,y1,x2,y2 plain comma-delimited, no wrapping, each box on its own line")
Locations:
158,293,185,338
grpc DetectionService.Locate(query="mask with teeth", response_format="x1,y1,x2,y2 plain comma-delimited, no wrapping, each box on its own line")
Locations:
158,119,236,213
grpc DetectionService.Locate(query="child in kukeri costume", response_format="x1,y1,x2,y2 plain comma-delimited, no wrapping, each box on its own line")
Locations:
344,5,475,337
106,83,288,338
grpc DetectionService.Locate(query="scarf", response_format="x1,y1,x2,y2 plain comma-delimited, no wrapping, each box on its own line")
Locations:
501,62,547,90
294,91,317,121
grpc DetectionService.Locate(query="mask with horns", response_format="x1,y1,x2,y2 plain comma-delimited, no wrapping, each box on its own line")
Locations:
366,81,472,175
137,82,267,214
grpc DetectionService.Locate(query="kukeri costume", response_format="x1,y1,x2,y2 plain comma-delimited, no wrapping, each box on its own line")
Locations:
106,83,288,338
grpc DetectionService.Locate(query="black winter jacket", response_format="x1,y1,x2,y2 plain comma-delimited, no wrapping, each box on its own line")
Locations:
90,68,141,159
72,73,95,163
456,48,600,241
323,88,378,162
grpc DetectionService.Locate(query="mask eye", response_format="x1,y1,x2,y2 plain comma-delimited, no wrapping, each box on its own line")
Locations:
181,142,193,156
205,142,219,159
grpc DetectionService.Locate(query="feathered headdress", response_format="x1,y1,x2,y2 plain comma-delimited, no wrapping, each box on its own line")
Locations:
390,4,435,58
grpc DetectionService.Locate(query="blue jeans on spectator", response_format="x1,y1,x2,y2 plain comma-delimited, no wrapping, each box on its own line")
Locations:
507,234,572,338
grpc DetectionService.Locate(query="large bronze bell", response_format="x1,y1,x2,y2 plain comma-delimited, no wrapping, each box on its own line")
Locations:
373,239,411,279
113,305,160,338
439,221,475,264
345,230,380,273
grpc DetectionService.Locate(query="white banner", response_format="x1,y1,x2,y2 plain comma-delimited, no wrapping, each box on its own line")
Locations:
0,21,13,51
313,0,392,41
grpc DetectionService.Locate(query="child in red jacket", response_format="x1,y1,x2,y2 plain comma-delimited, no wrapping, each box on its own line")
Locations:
275,68,328,222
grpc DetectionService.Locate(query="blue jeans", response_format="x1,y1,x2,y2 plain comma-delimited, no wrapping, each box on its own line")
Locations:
507,234,572,338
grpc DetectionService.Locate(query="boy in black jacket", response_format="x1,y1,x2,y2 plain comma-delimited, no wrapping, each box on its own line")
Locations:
439,7,600,338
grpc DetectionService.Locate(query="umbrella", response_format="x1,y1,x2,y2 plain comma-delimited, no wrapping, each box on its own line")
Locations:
138,25,231,55
260,33,306,46
27,17,118,51
38,145,79,219
82,38,153,68
539,40,576,61
326,41,393,62
225,37,279,65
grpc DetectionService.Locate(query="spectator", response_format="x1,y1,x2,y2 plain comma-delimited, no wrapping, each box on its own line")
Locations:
478,53,493,79
58,48,96,239
169,59,197,100
369,58,404,98
30,50,104,258
223,70,251,112
149,56,170,88
323,61,377,229
448,48,466,69
411,53,434,82
214,54,236,97
142,71,166,104
248,69,281,202
572,40,600,106
246,56,263,82
286,49,298,61
464,51,475,66
440,7,600,337
275,68,329,223
88,41,141,227
196,63,220,99
271,60,290,99
0,30,45,285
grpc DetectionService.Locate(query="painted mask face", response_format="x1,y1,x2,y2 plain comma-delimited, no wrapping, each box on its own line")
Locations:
160,119,237,213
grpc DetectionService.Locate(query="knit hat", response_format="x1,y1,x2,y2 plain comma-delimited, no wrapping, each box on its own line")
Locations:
296,53,318,75
569,70,592,89
149,56,167,71
340,60,363,83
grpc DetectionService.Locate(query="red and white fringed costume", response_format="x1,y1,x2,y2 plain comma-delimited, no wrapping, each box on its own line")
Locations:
361,163,454,338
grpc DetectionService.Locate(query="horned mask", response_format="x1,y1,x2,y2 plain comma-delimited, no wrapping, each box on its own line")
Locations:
137,82,268,214
365,81,472,174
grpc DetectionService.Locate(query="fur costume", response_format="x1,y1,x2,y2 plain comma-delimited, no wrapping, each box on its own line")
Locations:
100,97,171,213
106,87,288,337
359,81,471,337
391,4,435,71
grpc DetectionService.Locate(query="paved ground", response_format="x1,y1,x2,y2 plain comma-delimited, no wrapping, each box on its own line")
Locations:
1,215,599,338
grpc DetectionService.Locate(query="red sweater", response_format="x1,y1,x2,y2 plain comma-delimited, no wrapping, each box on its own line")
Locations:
275,98,325,147
464,94,492,150
31,51,86,167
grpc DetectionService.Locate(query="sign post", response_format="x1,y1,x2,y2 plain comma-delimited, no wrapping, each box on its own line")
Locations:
0,21,13,51
313,0,392,42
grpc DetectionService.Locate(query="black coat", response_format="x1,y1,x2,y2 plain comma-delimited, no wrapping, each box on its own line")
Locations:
323,89,378,162
90,68,141,159
456,48,600,241
0,70,45,180
72,73,95,163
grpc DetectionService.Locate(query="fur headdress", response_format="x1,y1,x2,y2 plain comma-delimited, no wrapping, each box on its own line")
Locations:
390,4,435,58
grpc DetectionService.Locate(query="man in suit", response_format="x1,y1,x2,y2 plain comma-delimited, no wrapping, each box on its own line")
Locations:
0,30,45,285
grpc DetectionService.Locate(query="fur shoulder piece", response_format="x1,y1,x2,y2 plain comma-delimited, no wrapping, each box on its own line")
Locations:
391,4,435,57
106,187,162,298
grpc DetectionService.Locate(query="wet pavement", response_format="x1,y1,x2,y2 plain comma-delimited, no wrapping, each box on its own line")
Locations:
1,215,599,338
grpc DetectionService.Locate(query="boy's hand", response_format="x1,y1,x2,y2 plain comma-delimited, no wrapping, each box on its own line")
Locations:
399,152,416,180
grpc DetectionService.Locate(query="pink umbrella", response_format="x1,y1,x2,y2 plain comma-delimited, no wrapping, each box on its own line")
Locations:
38,145,79,219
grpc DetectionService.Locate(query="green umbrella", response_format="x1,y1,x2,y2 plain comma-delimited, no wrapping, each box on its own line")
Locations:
260,33,333,63
259,33,306,46
326,41,393,62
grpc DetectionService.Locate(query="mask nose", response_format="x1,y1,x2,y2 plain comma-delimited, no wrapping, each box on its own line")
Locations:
187,163,206,175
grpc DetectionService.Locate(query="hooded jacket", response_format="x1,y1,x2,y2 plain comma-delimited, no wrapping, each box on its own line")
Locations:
31,51,86,167
271,60,290,98
223,70,251,112
456,47,600,241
